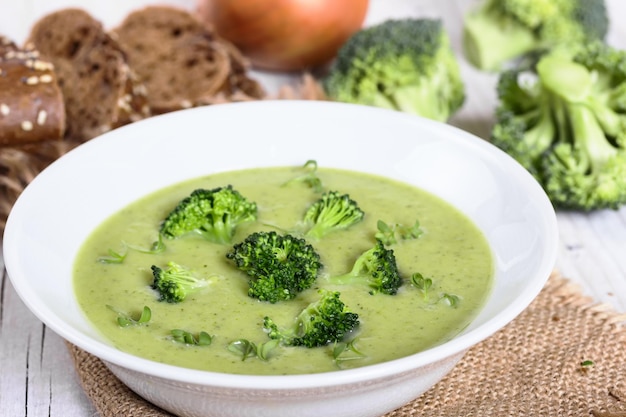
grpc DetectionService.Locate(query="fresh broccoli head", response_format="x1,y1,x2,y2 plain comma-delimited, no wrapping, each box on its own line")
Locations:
151,261,208,303
463,0,609,71
226,231,323,303
330,240,403,295
263,289,359,348
323,18,465,122
303,191,365,239
491,41,626,211
159,185,257,244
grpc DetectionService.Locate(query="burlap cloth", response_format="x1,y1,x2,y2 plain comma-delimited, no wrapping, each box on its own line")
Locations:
66,271,626,417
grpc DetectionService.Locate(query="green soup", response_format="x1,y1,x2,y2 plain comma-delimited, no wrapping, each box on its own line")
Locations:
73,166,493,375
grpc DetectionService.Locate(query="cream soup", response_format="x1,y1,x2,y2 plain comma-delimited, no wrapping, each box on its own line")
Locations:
73,166,493,375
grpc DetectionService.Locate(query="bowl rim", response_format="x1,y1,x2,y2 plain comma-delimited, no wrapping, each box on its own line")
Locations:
3,100,559,389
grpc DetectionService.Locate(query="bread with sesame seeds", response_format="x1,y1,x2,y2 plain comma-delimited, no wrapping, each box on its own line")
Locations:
0,36,66,147
26,8,150,142
111,5,265,115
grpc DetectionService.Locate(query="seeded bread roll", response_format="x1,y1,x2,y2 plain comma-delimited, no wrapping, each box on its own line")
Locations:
111,6,264,114
26,9,150,142
0,35,65,147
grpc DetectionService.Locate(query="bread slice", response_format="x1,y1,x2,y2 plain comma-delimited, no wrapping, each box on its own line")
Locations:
26,9,150,142
0,35,65,147
0,35,17,54
111,6,265,114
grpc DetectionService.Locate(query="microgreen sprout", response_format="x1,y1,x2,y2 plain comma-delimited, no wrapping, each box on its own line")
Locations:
282,160,324,192
170,329,213,346
398,220,423,240
411,273,460,307
107,305,152,327
440,293,460,308
98,236,166,264
411,272,433,299
580,360,595,368
98,248,127,264
256,339,280,360
125,235,166,255
375,220,396,245
332,338,366,367
375,219,423,245
227,339,279,361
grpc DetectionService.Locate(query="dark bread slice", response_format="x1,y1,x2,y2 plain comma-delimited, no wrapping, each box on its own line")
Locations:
0,36,65,147
111,6,264,114
26,9,150,142
0,35,17,54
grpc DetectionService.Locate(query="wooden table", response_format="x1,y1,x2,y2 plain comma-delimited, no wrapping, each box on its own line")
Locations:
2,0,625,415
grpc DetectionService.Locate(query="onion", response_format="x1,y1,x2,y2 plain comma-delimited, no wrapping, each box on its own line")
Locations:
196,0,369,71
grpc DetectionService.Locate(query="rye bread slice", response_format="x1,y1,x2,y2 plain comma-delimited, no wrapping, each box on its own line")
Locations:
26,9,150,142
0,36,65,147
111,6,265,114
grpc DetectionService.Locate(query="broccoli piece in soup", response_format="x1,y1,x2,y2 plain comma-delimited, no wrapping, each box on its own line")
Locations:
151,261,210,303
330,240,403,295
160,185,257,244
302,190,365,239
226,231,323,303
263,290,359,348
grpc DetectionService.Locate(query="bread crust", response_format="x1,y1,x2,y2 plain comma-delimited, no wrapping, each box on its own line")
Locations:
0,36,65,147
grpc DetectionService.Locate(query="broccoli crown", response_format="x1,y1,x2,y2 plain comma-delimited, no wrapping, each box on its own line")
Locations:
151,261,207,303
491,41,626,211
159,185,257,244
226,231,323,303
463,0,608,71
263,290,359,348
331,240,403,295
303,191,365,239
323,18,465,122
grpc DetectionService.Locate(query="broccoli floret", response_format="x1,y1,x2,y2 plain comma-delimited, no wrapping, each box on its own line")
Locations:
491,42,626,211
330,240,403,295
463,0,609,71
323,18,465,122
226,231,323,303
159,185,257,244
303,191,365,239
151,261,208,303
263,290,359,348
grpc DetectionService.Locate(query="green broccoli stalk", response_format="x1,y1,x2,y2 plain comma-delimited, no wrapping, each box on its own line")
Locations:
540,58,626,209
303,191,365,239
323,18,465,122
263,290,359,348
491,68,558,178
159,185,257,244
226,231,323,303
463,0,608,71
491,42,626,211
151,261,209,303
330,240,403,295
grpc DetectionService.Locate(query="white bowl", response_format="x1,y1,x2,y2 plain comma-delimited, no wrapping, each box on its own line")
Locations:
3,100,558,417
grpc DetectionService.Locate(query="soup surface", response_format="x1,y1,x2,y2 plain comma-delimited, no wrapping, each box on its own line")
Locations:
74,166,493,375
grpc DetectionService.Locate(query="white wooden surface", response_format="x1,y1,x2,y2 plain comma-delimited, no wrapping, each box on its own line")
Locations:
1,1,626,416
